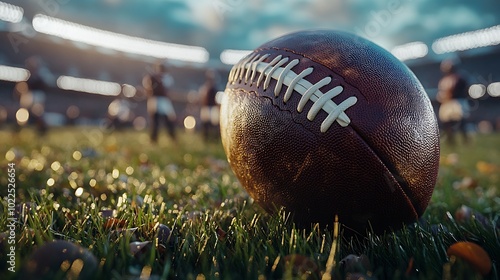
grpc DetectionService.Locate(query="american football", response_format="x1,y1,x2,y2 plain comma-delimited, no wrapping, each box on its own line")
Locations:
3,1,499,278
220,30,440,233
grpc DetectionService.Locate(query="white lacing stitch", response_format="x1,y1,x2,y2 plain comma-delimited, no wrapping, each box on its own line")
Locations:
228,53,358,132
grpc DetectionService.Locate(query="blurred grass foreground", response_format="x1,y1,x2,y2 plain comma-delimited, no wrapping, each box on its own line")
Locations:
0,128,499,280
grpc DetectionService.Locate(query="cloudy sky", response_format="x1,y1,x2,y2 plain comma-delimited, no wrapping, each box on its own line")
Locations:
9,0,500,58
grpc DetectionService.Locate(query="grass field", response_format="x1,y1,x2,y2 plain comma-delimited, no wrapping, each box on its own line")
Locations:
0,127,499,280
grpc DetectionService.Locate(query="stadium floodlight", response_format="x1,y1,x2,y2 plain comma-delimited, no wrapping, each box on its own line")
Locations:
57,75,121,96
32,14,209,64
0,65,30,82
432,25,500,54
0,1,23,23
220,49,252,65
468,84,486,99
487,82,500,97
391,41,428,61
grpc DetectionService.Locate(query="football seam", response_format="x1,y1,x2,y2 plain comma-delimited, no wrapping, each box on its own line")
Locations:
239,87,318,142
349,124,420,218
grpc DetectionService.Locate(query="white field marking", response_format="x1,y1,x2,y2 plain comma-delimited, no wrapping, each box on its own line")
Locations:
228,53,358,132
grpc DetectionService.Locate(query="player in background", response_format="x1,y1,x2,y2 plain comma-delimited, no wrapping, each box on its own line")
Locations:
106,85,132,130
199,69,220,141
437,59,470,146
143,61,177,143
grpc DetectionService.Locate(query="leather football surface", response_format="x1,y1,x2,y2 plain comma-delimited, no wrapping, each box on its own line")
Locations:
220,30,440,233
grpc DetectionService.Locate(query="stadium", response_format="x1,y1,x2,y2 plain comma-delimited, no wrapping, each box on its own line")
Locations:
0,1,498,279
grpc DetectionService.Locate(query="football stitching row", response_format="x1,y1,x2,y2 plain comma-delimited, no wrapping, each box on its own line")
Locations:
228,52,358,132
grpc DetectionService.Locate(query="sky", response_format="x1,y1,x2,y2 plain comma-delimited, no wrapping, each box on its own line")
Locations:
5,0,500,59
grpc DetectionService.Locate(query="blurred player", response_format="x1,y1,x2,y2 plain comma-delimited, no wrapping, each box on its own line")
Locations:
199,69,220,140
437,59,470,145
107,85,131,130
144,61,177,143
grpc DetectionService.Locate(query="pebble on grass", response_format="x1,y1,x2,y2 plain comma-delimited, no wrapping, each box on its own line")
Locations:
447,241,492,276
20,240,98,280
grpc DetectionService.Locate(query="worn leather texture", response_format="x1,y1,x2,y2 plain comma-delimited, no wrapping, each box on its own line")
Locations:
220,30,440,233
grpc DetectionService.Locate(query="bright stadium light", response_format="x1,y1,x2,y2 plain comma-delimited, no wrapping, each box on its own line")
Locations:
16,108,29,125
0,1,23,23
183,116,196,130
32,14,209,63
468,84,486,99
0,65,30,82
487,82,500,97
57,75,121,96
432,25,500,54
121,84,136,98
220,49,252,65
391,41,428,61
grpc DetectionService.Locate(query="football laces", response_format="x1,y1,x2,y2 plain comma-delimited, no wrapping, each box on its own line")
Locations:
228,53,358,132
